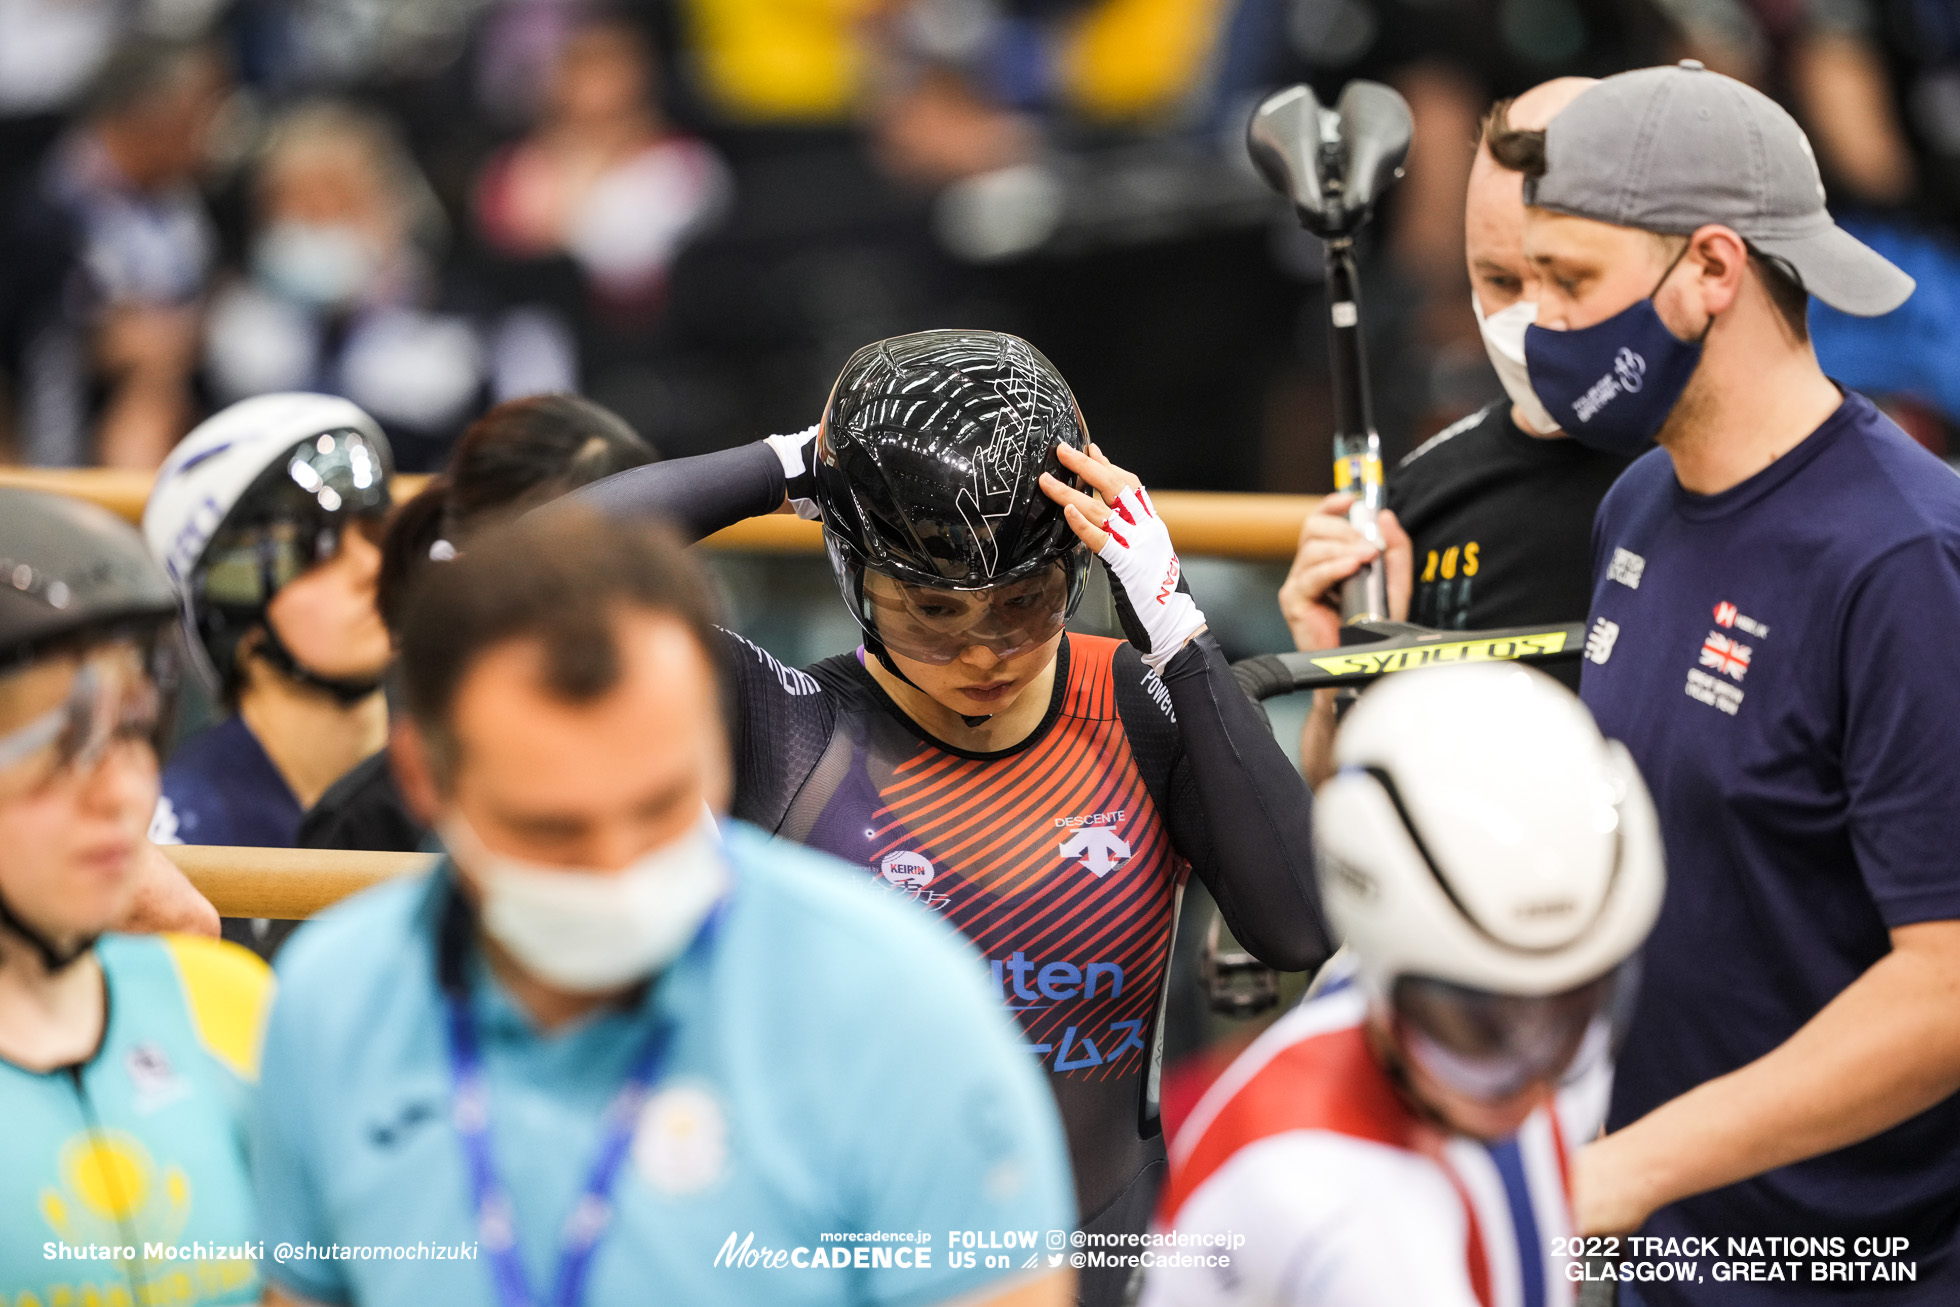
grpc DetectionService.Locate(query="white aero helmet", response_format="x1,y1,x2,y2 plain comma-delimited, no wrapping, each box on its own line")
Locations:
144,393,393,698
1315,662,1663,1098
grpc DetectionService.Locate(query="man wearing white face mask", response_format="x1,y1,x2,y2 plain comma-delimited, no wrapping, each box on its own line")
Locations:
251,510,1075,1307
1279,76,1629,783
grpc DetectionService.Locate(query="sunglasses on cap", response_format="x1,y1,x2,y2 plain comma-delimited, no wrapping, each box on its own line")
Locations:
199,428,391,608
1389,965,1632,1103
0,639,171,802
861,564,1072,665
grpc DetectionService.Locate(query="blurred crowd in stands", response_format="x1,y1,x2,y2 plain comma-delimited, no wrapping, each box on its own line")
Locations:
4,0,1960,490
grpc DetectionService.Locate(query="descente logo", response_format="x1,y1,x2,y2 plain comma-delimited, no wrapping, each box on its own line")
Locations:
1572,348,1647,424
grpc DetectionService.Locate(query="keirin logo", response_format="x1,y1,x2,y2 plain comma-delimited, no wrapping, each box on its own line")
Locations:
878,850,950,908
881,850,934,888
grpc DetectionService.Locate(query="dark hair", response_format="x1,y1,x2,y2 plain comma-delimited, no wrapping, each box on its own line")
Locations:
1478,99,1808,341
83,38,220,121
1747,247,1810,343
1480,98,1546,177
397,508,725,774
377,394,656,632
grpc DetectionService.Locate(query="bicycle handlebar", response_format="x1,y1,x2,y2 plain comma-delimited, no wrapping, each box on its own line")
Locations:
1232,620,1587,700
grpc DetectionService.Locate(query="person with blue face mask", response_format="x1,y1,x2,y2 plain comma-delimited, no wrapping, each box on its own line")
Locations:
1487,63,1960,1306
251,508,1076,1307
1279,76,1630,786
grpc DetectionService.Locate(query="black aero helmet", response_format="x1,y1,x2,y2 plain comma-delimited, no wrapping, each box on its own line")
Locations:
0,487,178,672
816,330,1091,657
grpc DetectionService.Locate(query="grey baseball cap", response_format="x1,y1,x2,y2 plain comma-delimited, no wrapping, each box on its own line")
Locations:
1527,61,1913,317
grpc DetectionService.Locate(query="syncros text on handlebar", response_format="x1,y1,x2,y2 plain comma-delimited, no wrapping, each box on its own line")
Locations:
1232,620,1586,700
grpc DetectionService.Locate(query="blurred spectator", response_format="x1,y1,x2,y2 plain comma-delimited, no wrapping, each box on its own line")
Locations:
1660,1,1960,449
0,485,263,1307
686,0,878,123
0,36,229,467
299,390,657,853
253,508,1075,1307
229,0,495,98
203,101,540,470
473,14,728,338
1661,0,1916,205
1881,0,1960,226
143,393,393,857
1812,215,1960,459
0,0,228,177
0,0,126,139
853,0,1326,493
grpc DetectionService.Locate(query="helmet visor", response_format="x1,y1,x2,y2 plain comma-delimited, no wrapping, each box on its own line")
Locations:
1391,965,1630,1102
862,563,1072,666
199,428,391,608
0,636,173,802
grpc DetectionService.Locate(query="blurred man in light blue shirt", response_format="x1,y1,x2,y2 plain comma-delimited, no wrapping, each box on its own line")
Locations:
253,509,1075,1307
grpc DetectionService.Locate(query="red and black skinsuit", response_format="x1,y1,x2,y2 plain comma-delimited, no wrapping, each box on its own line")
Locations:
579,442,1330,1306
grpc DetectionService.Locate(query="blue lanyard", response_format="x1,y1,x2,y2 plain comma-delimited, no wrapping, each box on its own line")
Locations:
442,903,724,1307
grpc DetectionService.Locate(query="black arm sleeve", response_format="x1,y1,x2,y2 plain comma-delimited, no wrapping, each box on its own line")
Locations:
717,627,842,833
572,441,787,543
1150,632,1331,972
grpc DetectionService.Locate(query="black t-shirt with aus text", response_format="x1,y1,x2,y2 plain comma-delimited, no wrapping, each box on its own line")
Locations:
1387,403,1634,686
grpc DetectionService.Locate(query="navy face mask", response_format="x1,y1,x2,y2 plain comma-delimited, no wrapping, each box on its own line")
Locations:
1525,254,1706,456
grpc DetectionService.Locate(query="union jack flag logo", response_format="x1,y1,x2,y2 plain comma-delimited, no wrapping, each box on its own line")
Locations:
1714,601,1738,628
1700,630,1751,681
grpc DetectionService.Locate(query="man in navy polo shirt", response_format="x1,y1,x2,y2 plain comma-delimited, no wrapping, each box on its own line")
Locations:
252,509,1074,1307
1487,64,1960,1303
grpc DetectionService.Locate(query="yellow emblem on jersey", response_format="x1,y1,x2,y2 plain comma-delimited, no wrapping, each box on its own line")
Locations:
40,1128,193,1247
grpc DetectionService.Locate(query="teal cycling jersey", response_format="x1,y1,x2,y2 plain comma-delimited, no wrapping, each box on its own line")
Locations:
0,933,271,1307
253,822,1074,1307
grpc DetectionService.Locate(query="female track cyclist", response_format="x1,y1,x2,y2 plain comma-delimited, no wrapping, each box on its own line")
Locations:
577,329,1330,1306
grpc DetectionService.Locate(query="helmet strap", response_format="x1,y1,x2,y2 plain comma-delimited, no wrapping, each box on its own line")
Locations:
0,885,96,974
253,622,384,706
864,637,993,729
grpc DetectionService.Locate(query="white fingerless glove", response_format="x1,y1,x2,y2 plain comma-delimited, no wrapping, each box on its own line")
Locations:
1097,486,1207,672
763,424,823,520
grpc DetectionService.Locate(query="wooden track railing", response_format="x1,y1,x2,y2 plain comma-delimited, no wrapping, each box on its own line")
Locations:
0,467,1320,562
161,845,434,918
15,465,1320,918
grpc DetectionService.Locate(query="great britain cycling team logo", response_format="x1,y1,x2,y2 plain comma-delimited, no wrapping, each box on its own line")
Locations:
1686,599,1769,718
